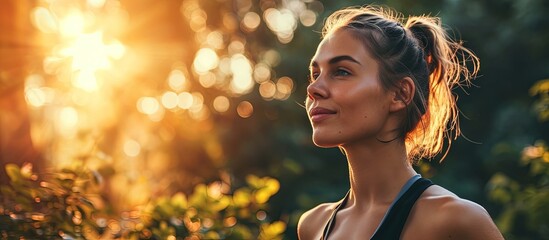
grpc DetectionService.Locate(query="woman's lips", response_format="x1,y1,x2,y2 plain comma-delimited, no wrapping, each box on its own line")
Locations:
309,107,337,123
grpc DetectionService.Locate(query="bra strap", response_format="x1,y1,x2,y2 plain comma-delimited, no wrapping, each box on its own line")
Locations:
321,190,350,240
371,178,433,239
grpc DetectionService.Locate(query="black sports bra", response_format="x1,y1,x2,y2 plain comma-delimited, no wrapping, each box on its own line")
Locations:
321,175,434,239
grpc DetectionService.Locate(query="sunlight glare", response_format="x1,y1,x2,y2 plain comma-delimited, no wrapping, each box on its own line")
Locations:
206,31,224,49
56,107,79,137
276,76,294,95
137,97,160,115
73,70,99,91
87,0,107,8
263,49,281,67
253,63,271,83
264,8,297,43
236,101,253,118
193,48,219,74
168,69,189,91
199,72,217,88
177,92,194,109
218,57,232,75
59,31,126,92
228,41,245,55
236,0,252,13
31,7,58,33
230,54,254,94
189,107,210,121
241,12,261,32
25,88,47,107
148,107,165,122
161,91,179,109
61,32,109,69
59,11,85,37
213,96,230,113
189,9,207,32
123,139,141,157
70,90,91,106
259,81,276,100
107,40,125,59
24,75,49,107
299,10,317,27
275,76,294,100
181,0,200,19
190,92,204,112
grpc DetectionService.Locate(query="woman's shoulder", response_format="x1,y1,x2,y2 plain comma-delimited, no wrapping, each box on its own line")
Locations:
407,184,504,239
297,201,338,240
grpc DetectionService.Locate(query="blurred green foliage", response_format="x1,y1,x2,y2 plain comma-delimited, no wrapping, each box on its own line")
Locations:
488,141,549,239
530,79,549,122
0,163,98,239
0,164,284,239
486,79,549,240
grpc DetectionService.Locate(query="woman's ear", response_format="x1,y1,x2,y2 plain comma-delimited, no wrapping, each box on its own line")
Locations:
389,77,416,112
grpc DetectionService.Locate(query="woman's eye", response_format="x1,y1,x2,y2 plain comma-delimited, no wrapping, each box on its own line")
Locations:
309,72,319,82
334,69,350,77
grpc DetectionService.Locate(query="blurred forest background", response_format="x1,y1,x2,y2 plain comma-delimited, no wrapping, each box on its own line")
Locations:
0,0,548,239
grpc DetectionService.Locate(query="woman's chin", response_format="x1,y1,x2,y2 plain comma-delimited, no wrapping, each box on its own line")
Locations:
312,137,340,148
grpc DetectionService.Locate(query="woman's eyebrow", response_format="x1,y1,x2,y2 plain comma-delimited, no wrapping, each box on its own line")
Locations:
309,55,362,68
329,55,361,65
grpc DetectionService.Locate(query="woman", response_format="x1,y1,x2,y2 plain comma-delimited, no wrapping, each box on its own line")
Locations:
297,5,504,240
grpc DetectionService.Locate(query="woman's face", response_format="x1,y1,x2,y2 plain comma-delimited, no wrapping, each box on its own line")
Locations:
306,29,395,148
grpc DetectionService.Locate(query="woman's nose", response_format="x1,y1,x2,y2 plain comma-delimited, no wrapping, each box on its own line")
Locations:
306,77,329,100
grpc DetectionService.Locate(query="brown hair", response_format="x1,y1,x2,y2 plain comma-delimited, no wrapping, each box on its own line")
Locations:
322,6,479,162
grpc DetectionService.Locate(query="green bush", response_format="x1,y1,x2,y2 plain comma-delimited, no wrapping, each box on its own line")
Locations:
1,164,285,239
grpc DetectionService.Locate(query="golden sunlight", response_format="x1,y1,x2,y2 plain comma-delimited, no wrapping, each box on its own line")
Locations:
236,101,253,118
259,81,276,100
230,54,254,94
123,139,141,157
263,8,297,43
56,107,79,137
241,12,261,32
59,31,125,91
199,72,217,88
193,48,219,74
168,69,190,91
253,63,272,83
59,10,85,37
178,92,194,109
161,91,179,109
30,7,57,33
137,97,160,115
213,96,230,113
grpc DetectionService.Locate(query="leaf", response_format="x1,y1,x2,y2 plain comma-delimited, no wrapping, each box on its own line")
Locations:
211,195,230,212
264,178,280,195
529,79,549,96
246,175,261,188
226,224,253,240
171,192,188,210
233,189,251,207
259,221,286,240
255,188,271,204
5,164,22,182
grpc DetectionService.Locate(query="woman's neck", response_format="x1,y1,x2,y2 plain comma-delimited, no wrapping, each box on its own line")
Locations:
342,140,417,210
